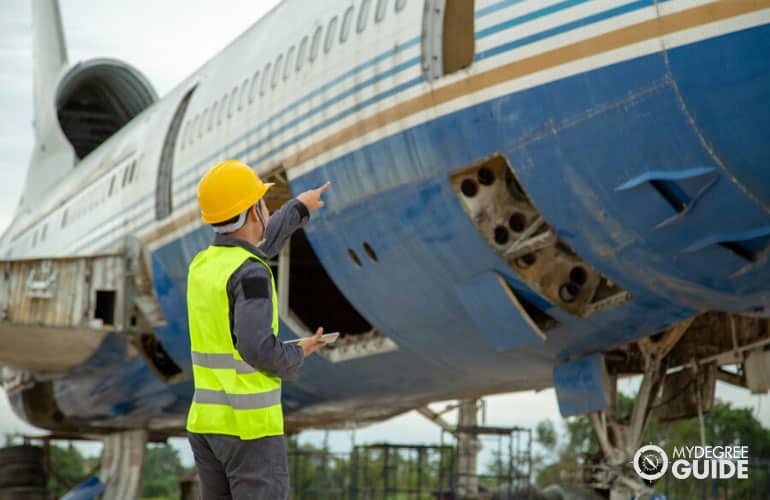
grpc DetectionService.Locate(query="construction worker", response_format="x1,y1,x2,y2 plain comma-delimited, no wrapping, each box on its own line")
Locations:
186,159,330,499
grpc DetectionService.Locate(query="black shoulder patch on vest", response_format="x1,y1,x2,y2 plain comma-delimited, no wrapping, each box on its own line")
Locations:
241,276,269,300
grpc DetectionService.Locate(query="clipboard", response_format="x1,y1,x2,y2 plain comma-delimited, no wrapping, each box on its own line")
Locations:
284,332,340,345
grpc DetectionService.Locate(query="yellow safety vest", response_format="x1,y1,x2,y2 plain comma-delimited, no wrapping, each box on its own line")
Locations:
186,244,283,440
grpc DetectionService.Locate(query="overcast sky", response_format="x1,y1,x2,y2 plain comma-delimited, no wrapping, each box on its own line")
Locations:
1,0,768,470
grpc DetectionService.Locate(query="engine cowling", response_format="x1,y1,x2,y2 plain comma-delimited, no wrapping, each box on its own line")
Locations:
56,58,157,159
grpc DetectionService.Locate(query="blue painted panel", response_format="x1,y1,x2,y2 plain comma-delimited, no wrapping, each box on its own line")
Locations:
553,353,608,417
61,477,105,500
667,23,770,208
456,272,545,352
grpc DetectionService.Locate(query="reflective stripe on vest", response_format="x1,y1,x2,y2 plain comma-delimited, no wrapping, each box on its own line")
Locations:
191,351,258,374
193,387,282,410
186,244,283,440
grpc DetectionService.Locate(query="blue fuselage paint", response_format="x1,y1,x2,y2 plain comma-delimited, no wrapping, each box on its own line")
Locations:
13,21,770,428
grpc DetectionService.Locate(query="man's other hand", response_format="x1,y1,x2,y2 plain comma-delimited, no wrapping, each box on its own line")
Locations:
300,327,327,357
297,182,330,212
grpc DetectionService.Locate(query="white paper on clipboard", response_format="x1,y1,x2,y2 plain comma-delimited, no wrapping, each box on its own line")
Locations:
284,332,339,345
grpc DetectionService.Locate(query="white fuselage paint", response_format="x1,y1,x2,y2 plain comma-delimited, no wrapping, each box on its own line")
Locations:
2,0,768,261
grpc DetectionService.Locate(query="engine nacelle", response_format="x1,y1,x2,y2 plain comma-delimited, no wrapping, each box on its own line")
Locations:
56,58,157,159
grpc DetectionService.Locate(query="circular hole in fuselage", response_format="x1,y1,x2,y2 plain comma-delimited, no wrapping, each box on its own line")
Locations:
516,253,536,268
493,226,509,245
477,167,495,186
362,242,379,262
509,213,526,232
569,266,588,286
461,179,478,197
559,282,580,303
347,248,362,267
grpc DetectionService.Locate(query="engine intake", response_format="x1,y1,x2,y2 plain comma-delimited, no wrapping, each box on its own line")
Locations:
56,58,157,159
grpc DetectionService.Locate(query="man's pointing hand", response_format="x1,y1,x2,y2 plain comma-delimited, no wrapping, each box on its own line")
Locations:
297,182,330,212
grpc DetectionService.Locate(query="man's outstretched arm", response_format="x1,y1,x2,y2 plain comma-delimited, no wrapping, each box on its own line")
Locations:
258,182,330,258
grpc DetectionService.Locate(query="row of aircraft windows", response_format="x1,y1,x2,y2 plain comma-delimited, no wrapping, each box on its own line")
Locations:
19,159,138,253
180,0,407,150
58,160,138,232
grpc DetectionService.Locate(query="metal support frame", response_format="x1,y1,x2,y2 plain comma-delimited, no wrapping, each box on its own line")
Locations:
589,318,693,499
418,399,533,499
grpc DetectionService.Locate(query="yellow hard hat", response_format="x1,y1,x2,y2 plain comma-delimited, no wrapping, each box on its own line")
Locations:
197,160,274,224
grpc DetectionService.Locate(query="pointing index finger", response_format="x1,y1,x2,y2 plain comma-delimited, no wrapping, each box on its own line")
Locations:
317,181,331,193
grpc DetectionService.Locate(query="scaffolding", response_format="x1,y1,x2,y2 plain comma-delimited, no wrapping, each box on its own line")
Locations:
286,425,533,499
444,425,533,500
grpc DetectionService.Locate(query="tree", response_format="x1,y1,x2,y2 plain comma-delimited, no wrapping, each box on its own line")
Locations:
141,443,190,500
532,396,770,499
48,442,89,497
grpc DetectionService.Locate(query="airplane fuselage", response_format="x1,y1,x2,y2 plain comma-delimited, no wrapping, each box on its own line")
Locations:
2,0,770,431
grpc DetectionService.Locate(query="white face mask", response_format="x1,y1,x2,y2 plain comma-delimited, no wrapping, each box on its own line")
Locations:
254,201,268,248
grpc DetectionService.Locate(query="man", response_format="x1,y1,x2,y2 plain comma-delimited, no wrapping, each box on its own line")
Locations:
186,159,330,499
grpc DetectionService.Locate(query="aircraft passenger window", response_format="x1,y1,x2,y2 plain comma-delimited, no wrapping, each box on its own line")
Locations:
61,209,68,228
108,175,116,196
200,108,208,136
357,0,371,32
128,161,137,183
260,63,271,95
310,26,322,62
297,36,308,71
284,46,295,80
325,16,339,53
248,72,260,103
375,0,387,22
209,101,218,130
218,94,227,124
228,86,237,118
272,54,283,88
122,165,130,187
41,224,47,241
341,7,354,42
238,78,248,110
396,0,406,12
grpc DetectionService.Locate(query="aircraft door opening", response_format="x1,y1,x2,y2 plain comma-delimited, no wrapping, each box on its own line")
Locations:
260,168,398,363
156,87,196,220
422,0,475,80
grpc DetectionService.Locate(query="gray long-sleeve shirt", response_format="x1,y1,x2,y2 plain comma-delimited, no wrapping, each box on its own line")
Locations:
212,198,309,381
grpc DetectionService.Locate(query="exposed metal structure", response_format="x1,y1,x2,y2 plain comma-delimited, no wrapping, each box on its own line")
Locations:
588,319,693,498
349,443,457,499
451,154,631,319
0,237,177,433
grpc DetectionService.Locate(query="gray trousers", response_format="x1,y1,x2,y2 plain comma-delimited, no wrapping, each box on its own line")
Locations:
188,432,289,500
